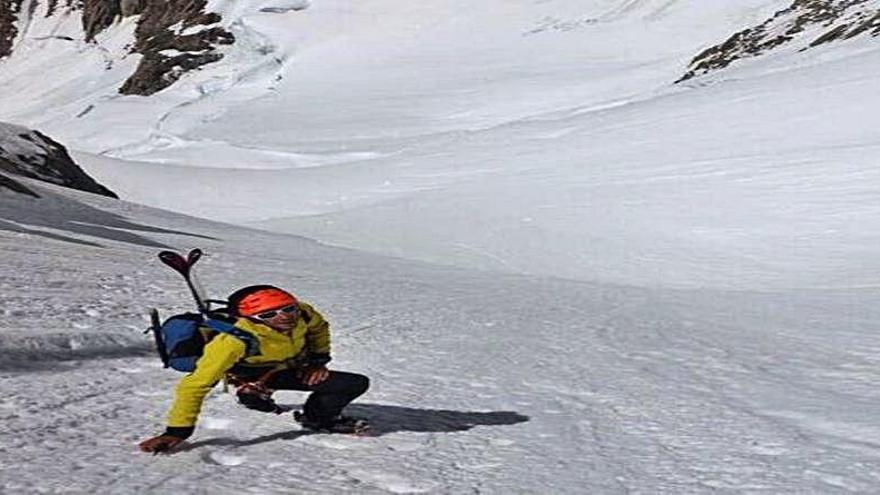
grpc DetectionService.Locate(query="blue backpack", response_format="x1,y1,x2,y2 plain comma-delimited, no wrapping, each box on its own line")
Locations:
149,310,260,372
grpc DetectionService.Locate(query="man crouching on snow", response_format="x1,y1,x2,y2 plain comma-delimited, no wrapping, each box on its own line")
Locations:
139,285,370,453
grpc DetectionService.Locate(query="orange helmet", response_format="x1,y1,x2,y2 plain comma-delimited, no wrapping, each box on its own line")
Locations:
229,285,298,317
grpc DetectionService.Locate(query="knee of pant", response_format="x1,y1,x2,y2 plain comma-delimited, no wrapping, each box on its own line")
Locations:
353,374,370,395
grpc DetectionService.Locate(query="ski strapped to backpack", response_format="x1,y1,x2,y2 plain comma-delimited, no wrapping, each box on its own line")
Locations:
146,249,260,372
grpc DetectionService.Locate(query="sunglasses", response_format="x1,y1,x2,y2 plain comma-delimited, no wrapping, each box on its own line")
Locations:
253,304,299,321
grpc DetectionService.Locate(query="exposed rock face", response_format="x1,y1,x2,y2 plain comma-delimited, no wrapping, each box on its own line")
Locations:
679,0,880,82
119,0,234,96
82,0,120,41
0,0,23,58
0,122,117,198
0,0,232,95
119,0,142,17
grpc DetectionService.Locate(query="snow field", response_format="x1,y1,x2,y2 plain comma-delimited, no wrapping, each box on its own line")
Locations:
5,0,877,290
2,0,880,492
2,183,880,492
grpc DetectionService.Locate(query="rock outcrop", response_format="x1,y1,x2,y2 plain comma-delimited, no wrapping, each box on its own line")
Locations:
0,122,117,198
0,0,23,59
0,0,233,95
678,0,880,82
119,0,234,95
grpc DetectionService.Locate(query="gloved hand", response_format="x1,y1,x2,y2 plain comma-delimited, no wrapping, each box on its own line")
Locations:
301,365,330,387
138,434,184,454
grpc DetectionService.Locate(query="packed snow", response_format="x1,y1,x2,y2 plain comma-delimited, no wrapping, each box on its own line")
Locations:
2,0,880,492
2,181,880,493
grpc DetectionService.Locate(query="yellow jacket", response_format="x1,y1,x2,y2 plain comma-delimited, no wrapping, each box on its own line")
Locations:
167,302,330,427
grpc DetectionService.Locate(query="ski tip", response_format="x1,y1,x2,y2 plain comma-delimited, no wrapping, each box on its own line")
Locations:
186,248,203,265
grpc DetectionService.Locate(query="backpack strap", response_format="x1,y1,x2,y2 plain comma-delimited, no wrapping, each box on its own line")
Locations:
203,318,261,357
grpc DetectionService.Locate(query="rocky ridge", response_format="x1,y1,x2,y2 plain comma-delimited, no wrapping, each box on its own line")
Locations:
0,0,233,95
679,0,880,82
119,0,234,95
0,122,117,198
0,0,23,59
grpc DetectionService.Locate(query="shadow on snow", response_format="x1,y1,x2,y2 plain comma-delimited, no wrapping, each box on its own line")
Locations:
0,184,215,248
177,403,530,451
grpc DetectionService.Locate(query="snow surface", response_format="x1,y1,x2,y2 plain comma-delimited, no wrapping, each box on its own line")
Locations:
2,180,880,493
2,0,849,288
2,0,880,492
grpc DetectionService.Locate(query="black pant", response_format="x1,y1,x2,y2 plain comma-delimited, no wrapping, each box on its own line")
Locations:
264,370,369,422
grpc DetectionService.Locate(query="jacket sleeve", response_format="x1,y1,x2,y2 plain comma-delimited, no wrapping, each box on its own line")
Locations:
301,302,331,364
166,334,247,428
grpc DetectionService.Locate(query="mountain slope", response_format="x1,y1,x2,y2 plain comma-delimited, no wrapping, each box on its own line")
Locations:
0,121,116,197
679,0,880,81
0,0,234,95
2,180,880,493
2,3,880,492
1,0,877,290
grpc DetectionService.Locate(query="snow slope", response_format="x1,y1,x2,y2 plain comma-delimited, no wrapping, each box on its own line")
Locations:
2,181,880,493
9,0,866,289
61,39,880,289
2,1,880,492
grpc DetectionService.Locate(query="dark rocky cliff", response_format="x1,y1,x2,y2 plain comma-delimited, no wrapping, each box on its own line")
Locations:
119,0,234,95
0,122,117,198
0,0,233,95
0,0,23,59
679,0,880,82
